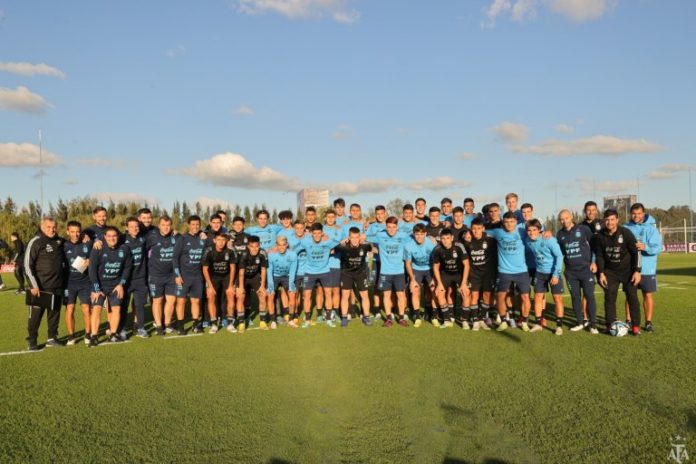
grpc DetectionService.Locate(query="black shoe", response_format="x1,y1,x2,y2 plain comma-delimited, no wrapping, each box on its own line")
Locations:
156,325,165,336
27,343,40,351
108,334,123,343
645,322,654,333
45,338,61,348
192,324,203,334
89,336,99,348
177,326,186,336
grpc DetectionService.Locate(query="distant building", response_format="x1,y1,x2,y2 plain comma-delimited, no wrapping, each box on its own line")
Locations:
297,188,329,212
603,194,638,220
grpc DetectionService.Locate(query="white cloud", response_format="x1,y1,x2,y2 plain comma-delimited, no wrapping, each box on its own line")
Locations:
405,176,472,192
95,192,159,205
236,105,254,116
482,0,614,27
237,0,360,24
328,179,401,196
514,135,664,156
165,45,186,58
554,123,574,134
169,152,302,191
0,86,50,113
491,121,529,143
644,163,695,180
331,123,352,140
0,62,66,78
0,142,63,167
457,152,477,160
549,0,614,22
64,178,79,185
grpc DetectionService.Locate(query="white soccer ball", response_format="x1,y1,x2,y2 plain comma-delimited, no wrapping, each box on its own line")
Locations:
610,321,629,337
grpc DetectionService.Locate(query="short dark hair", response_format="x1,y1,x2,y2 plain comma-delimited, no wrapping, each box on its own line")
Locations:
247,235,260,244
213,230,228,238
310,223,323,232
402,204,414,212
333,198,345,207
215,209,226,216
440,197,452,205
429,206,441,214
188,215,201,224
10,232,20,239
527,219,542,230
375,205,386,212
67,220,82,229
452,206,464,214
293,219,305,227
232,216,245,224
471,217,485,227
415,197,426,204
440,228,453,237
126,216,139,226
385,216,398,225
104,226,120,236
159,215,172,223
630,203,645,212
349,227,360,235
349,203,361,209
463,197,474,205
305,206,317,214
584,201,598,209
503,212,517,220
325,209,336,216
210,214,222,222
603,209,618,219
256,209,269,218
279,210,293,220
93,206,107,214
520,203,533,211
488,203,500,210
413,224,426,233
137,208,152,216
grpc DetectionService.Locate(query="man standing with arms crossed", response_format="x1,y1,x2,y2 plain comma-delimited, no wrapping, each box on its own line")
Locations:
624,203,661,332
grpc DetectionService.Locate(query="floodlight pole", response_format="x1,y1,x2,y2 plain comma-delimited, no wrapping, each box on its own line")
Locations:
39,130,44,215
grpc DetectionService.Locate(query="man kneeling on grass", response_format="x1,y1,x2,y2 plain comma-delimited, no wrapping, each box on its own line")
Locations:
88,226,132,347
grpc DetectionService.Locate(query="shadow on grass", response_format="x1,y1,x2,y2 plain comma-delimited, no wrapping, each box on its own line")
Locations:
443,459,511,464
491,328,521,343
657,267,696,277
267,459,294,464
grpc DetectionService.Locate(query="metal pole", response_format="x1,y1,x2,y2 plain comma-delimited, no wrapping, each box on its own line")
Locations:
39,130,44,215
685,219,688,254
689,167,693,243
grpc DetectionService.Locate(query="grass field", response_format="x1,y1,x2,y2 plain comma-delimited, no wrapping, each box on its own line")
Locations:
0,255,694,463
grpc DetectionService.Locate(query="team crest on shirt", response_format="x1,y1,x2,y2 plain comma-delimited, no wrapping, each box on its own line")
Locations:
83,245,89,253
483,242,488,249
119,250,124,258
224,252,229,261
255,258,260,264
575,231,581,238
453,251,458,258
595,223,601,231
359,250,364,256
618,235,624,244
172,238,177,244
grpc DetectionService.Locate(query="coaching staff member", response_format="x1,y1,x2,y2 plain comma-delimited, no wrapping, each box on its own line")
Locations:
25,217,68,350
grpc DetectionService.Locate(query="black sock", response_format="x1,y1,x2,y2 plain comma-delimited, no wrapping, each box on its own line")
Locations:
462,306,471,322
470,304,479,320
556,318,563,328
305,312,312,321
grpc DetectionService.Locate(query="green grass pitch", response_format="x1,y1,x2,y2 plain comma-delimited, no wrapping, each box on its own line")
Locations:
0,254,694,463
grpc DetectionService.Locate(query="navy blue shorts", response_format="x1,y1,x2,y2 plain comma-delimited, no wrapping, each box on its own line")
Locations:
304,272,334,290
95,289,123,309
528,268,537,286
341,269,369,292
639,274,657,293
412,269,433,287
176,275,204,299
64,284,91,306
149,276,177,298
295,275,305,292
534,272,564,295
496,272,531,294
378,273,406,292
326,268,341,288
271,276,295,293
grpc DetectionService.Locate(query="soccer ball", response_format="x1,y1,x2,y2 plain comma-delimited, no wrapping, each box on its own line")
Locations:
610,321,630,337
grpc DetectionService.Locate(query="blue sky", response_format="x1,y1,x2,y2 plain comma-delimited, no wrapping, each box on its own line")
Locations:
1,0,694,219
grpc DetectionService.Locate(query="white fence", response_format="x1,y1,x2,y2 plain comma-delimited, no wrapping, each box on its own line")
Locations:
659,220,696,253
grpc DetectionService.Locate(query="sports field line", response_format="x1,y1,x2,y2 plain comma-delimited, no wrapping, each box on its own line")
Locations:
0,349,44,357
162,333,204,340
